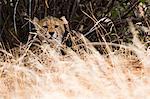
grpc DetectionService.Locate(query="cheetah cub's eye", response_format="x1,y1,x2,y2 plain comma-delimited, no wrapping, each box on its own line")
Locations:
43,26,48,28
55,25,58,28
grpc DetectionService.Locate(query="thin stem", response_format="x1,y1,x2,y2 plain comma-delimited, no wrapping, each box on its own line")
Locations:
13,0,20,34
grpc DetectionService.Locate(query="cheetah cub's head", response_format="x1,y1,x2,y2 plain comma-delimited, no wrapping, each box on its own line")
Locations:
33,16,66,43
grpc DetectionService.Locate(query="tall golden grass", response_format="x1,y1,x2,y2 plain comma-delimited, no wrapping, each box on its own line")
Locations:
0,21,149,99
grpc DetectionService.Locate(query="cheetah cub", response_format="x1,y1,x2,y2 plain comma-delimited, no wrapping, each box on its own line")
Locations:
32,16,91,55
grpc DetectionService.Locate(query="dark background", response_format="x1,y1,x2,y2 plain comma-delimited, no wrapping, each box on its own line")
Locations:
0,0,149,50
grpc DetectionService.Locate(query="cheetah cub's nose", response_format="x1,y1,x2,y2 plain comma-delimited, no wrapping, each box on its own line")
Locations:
49,32,57,39
49,32,55,36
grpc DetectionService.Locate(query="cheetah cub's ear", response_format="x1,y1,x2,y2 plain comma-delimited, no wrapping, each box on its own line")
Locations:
32,17,39,23
32,17,39,26
60,16,68,25
32,17,40,30
60,16,70,31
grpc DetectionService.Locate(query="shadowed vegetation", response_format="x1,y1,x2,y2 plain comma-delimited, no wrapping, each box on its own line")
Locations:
0,0,149,49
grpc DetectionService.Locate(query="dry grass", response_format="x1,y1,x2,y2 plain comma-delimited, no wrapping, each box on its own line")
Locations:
0,21,150,99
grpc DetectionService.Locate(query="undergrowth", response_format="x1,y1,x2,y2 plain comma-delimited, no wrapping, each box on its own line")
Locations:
0,21,150,99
